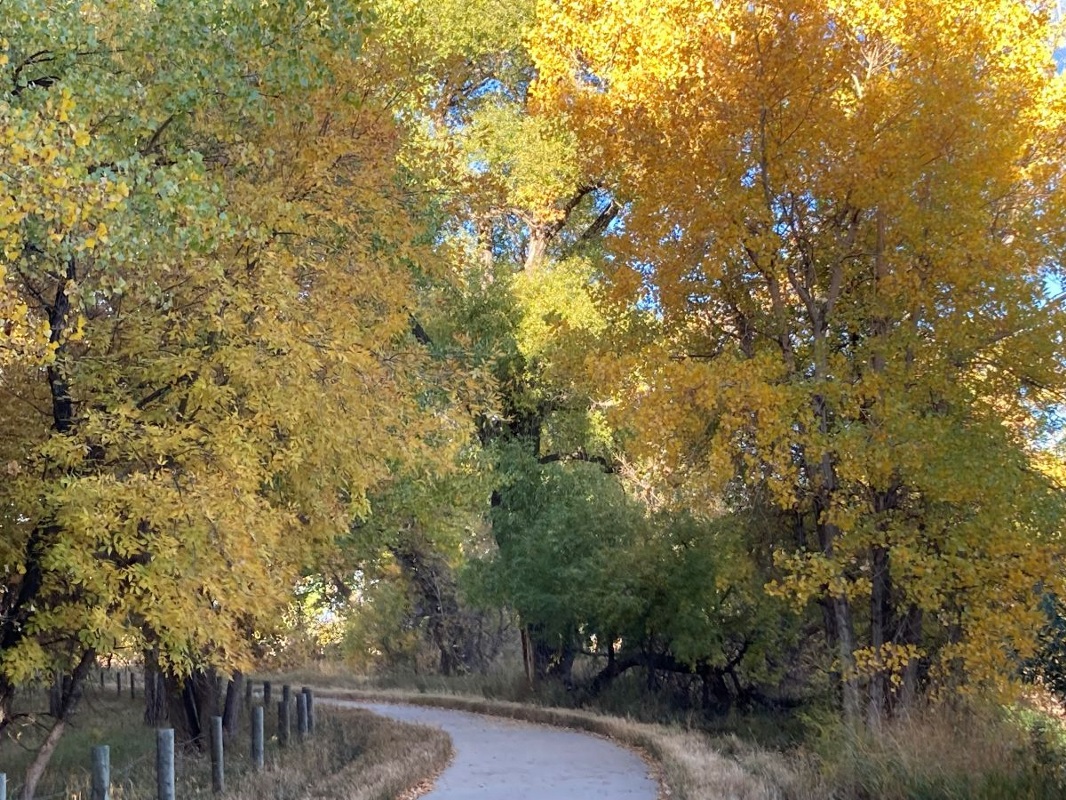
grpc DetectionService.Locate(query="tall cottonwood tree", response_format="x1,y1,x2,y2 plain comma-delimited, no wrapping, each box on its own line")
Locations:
0,0,465,783
345,0,634,680
533,0,1066,723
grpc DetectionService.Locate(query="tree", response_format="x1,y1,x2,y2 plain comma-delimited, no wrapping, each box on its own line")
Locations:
357,0,637,683
1,0,462,786
469,446,792,707
533,0,1066,724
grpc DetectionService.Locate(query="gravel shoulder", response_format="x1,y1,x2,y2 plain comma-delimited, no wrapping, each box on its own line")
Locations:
332,700,660,800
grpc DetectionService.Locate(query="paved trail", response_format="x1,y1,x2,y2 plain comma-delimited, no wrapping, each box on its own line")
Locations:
332,700,660,800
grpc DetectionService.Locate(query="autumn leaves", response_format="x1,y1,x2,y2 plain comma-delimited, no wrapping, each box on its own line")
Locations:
1,0,1065,740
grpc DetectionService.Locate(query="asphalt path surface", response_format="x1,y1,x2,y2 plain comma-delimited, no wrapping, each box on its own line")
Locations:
333,700,660,800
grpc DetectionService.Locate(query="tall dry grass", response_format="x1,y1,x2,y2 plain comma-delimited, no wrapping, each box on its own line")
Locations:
791,702,1066,800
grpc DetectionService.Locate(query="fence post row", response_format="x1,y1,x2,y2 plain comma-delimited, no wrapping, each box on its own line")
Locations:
77,678,315,800
157,728,175,800
91,745,110,800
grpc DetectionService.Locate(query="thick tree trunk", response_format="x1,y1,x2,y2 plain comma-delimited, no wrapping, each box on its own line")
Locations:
525,623,574,684
834,595,860,725
165,673,199,748
166,668,223,750
897,605,923,711
816,493,860,725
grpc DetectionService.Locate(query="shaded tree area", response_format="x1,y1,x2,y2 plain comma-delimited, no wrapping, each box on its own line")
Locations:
466,449,803,712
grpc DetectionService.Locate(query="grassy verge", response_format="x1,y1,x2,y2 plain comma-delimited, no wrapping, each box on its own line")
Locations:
1,682,451,800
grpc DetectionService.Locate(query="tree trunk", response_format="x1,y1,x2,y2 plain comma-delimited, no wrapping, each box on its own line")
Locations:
524,230,548,271
20,650,94,800
897,605,923,711
521,625,536,686
868,545,891,729
166,668,223,750
222,673,243,738
144,650,168,726
552,642,576,687
1,264,78,741
834,594,860,725
816,492,860,725
21,718,67,800
525,623,574,684
48,670,61,718
390,537,477,677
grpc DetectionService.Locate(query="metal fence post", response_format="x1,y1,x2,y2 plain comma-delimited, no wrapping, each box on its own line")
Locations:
251,705,265,771
156,729,175,800
91,745,110,800
210,715,225,793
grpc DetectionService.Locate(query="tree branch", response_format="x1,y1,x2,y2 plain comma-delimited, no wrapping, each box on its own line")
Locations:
538,449,615,473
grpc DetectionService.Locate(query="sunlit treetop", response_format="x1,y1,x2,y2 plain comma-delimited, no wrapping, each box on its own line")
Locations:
532,0,1066,706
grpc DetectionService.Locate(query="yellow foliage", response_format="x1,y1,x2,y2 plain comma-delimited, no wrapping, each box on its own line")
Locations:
0,1,473,706
532,0,1066,703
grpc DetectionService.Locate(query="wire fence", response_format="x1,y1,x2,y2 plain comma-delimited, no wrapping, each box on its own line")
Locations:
2,677,314,800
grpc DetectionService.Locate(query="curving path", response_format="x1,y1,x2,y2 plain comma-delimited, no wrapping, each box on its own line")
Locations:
331,700,660,800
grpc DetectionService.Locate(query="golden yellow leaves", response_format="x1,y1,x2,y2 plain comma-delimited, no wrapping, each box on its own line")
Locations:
852,643,923,686
0,86,126,373
532,0,1066,703
0,87,127,275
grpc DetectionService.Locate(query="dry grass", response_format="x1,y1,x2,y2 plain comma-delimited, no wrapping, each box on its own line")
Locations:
1,681,451,800
796,703,1066,800
306,685,794,800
